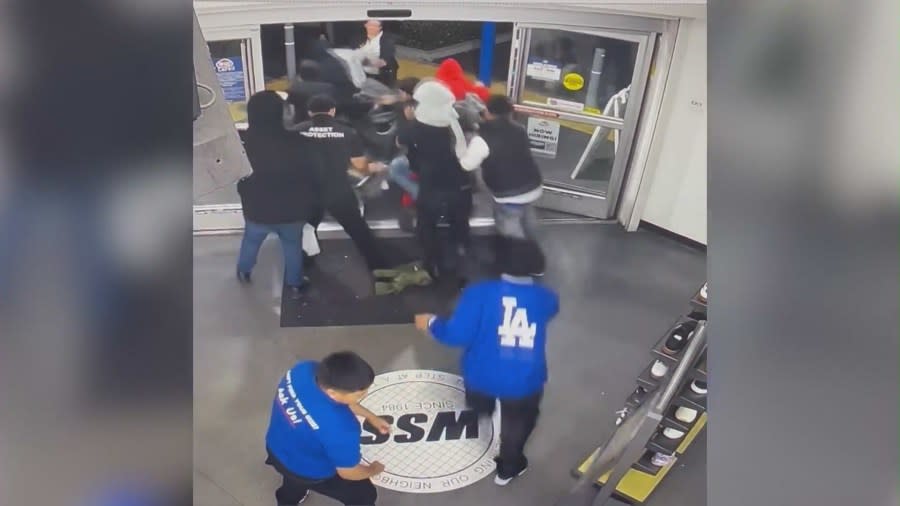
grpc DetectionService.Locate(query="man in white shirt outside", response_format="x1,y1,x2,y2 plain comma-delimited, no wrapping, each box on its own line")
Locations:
358,19,398,87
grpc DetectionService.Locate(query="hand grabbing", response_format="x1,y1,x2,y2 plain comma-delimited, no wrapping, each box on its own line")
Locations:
414,313,434,332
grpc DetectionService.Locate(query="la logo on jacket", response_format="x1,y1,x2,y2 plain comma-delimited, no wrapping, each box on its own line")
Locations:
358,370,500,493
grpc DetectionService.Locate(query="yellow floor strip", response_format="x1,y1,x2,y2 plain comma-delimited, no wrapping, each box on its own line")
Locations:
575,413,707,503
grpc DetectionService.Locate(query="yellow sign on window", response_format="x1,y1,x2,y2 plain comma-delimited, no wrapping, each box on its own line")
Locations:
563,72,585,91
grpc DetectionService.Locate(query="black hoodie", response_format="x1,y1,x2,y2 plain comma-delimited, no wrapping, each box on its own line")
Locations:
308,39,357,104
238,91,318,224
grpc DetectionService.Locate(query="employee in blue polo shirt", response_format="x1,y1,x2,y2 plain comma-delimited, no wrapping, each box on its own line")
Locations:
415,238,560,486
265,351,391,505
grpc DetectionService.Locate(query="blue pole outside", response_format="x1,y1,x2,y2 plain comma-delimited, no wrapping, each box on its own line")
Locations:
478,22,497,87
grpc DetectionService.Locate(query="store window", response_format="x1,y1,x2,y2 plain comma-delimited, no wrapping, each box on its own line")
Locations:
521,28,637,118
208,39,253,123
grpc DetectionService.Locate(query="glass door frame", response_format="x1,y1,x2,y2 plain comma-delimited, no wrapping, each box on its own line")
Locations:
203,26,266,129
507,23,656,219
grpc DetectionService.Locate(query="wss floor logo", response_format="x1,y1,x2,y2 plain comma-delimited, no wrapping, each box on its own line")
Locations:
358,370,500,493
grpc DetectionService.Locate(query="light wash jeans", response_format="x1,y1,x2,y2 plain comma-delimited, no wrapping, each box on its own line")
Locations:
387,155,419,200
493,201,539,240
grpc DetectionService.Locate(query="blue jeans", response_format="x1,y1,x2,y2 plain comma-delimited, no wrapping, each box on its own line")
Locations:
387,155,419,200
493,202,539,240
237,221,304,287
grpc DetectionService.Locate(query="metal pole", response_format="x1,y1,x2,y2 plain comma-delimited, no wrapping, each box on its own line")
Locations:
284,24,296,81
591,321,708,506
584,48,607,110
478,22,497,86
325,22,335,44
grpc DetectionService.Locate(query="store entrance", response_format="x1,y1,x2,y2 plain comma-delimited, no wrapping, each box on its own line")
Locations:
506,25,654,219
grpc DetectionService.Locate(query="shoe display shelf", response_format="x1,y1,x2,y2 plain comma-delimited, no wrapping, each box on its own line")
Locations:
572,287,708,504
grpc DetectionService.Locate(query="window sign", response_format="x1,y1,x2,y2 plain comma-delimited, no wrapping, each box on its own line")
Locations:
526,117,560,158
526,58,562,82
213,55,247,102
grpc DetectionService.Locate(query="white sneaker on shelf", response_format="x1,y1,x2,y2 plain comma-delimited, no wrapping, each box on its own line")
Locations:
650,360,669,378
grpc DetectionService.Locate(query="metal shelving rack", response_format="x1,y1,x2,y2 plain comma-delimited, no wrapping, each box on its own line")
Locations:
558,287,708,506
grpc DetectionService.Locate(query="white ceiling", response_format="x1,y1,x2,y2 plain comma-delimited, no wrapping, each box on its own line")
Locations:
194,1,706,20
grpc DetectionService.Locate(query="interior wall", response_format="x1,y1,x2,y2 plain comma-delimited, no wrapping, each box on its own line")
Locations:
641,17,707,244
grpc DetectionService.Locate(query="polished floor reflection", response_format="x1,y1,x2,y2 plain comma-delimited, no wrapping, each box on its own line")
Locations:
193,223,706,506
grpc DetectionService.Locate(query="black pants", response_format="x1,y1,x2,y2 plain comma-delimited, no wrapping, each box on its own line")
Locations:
416,188,472,278
310,193,388,271
266,451,377,506
466,388,543,478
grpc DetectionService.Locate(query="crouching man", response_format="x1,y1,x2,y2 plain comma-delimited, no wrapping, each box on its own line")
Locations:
265,352,391,505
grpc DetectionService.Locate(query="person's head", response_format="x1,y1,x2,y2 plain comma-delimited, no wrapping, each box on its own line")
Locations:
396,77,420,101
364,19,383,39
246,90,287,131
308,94,337,117
315,351,376,404
485,94,514,120
298,59,321,81
497,237,546,278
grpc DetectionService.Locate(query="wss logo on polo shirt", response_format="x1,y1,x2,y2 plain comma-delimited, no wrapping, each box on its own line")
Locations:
358,370,500,493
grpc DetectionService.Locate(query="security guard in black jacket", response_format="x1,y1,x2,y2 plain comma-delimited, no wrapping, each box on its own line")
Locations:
295,94,389,273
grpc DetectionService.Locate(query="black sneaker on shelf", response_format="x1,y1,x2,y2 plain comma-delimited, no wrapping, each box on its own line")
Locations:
628,386,649,405
662,322,695,355
690,379,708,395
687,310,706,321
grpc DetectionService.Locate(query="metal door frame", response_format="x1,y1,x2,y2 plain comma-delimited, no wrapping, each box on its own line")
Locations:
193,3,675,233
507,22,656,218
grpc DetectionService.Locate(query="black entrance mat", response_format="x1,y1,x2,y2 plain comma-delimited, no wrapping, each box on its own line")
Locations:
280,235,497,327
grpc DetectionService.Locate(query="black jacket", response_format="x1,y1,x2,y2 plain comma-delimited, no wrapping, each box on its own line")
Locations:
286,78,337,123
309,39,358,104
397,121,472,196
239,92,318,224
478,118,544,199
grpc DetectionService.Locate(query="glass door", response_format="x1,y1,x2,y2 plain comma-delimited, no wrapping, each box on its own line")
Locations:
507,24,654,218
208,38,255,126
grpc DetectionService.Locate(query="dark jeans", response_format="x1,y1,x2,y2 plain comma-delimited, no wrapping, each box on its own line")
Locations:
266,450,377,506
416,188,472,277
466,388,543,479
237,220,304,286
310,192,388,270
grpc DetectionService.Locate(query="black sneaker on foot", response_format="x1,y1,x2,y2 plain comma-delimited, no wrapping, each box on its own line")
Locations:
237,270,251,283
493,457,528,486
494,466,528,486
278,490,309,505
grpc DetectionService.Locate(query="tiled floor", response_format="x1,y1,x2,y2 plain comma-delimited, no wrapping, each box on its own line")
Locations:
193,223,707,505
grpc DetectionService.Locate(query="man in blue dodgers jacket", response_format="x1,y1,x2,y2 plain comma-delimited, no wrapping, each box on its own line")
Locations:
414,238,560,486
265,352,391,505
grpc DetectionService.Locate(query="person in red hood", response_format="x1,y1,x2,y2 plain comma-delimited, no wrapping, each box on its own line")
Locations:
435,58,491,103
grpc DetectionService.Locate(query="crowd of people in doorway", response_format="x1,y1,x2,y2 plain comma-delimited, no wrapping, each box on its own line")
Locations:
234,19,561,506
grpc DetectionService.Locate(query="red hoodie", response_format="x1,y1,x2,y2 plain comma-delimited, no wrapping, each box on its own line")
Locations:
435,58,491,102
